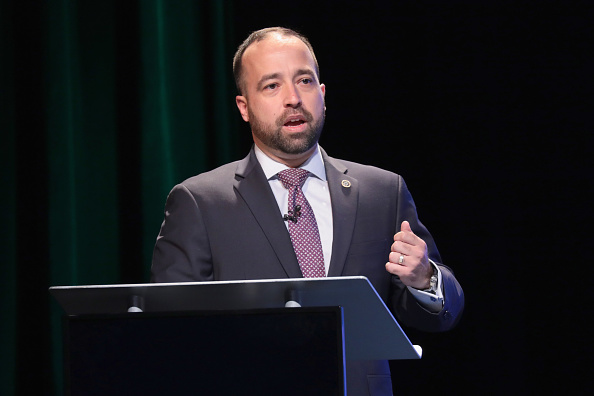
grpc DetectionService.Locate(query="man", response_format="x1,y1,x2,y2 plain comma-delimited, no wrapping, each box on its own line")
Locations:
151,27,464,396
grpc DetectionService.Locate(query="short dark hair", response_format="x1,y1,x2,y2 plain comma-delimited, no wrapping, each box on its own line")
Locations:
233,27,320,96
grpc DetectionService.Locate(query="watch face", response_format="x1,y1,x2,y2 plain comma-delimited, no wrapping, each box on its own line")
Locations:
430,275,438,292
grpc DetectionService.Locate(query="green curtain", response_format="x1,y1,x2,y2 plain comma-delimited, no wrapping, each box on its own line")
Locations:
140,0,239,281
1,1,238,394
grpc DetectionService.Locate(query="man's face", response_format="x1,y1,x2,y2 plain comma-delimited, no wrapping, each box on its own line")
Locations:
236,34,326,167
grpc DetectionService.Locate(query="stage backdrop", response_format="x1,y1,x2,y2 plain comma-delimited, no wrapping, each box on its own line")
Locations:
2,1,238,394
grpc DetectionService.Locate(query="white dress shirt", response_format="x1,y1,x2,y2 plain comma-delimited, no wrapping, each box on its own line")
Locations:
254,144,444,312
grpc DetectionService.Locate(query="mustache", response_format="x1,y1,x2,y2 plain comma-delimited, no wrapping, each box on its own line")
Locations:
275,108,314,127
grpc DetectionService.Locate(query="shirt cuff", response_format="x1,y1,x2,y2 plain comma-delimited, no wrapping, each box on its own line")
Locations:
406,259,444,313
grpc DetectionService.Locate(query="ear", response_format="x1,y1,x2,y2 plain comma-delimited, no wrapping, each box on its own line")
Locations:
235,95,249,122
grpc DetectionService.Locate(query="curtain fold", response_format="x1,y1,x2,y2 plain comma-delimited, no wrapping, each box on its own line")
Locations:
140,0,239,277
46,2,121,392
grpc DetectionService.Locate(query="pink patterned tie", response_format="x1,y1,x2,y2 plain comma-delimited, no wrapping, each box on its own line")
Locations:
277,168,326,278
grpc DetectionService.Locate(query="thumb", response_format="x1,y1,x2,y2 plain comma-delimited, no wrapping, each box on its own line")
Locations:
401,220,412,232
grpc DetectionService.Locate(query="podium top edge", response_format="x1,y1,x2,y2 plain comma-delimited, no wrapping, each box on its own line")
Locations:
49,276,370,291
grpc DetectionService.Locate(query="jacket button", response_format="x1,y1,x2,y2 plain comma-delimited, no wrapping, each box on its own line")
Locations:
443,310,451,319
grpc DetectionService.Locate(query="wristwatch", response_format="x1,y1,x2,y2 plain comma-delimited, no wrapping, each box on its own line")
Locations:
423,268,438,294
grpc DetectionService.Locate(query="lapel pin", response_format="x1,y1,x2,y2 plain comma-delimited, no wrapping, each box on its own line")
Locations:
341,180,351,188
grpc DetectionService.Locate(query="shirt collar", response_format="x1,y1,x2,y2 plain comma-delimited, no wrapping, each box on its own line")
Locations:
254,144,327,182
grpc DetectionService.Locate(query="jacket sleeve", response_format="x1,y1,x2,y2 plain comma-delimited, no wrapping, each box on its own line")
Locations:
388,176,465,332
151,184,214,283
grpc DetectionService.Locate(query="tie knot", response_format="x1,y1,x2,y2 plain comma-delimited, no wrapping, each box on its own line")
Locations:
277,168,310,189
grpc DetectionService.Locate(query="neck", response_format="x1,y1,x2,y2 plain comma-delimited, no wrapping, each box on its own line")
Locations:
253,141,317,168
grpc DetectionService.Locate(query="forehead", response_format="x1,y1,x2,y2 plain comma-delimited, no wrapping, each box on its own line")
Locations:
241,34,316,82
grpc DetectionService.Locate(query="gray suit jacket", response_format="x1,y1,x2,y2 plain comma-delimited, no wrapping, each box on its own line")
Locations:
151,147,464,395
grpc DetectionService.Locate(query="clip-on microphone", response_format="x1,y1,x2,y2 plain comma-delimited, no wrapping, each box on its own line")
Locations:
283,205,301,223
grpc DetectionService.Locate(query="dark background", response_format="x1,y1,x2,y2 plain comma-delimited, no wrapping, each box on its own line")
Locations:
234,1,592,394
3,0,592,394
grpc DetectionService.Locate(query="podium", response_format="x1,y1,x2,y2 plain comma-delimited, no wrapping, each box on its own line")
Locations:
50,276,421,396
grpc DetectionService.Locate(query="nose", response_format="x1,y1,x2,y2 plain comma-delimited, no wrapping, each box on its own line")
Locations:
283,84,302,108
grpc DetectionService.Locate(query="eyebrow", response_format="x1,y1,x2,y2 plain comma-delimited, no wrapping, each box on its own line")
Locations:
294,68,317,80
257,73,281,90
256,68,317,90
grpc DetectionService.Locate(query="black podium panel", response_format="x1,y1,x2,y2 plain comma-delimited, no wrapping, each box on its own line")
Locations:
64,307,345,396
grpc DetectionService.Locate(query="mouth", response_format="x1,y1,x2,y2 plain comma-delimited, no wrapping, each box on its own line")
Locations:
282,114,308,131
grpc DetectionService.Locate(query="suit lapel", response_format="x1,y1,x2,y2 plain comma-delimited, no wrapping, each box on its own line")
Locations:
233,148,303,278
322,149,359,277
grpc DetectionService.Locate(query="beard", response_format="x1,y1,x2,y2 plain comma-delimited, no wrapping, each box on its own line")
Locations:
249,107,325,155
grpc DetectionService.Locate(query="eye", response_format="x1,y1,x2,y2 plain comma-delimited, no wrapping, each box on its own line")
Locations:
300,77,313,85
264,82,279,90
